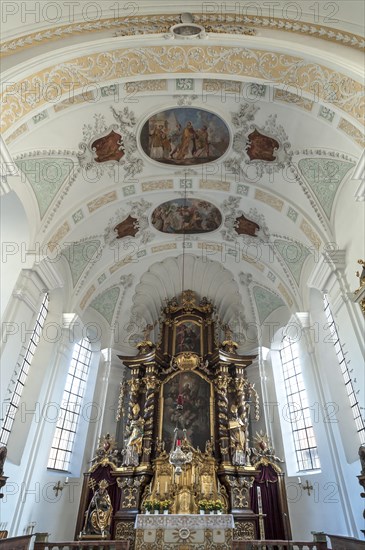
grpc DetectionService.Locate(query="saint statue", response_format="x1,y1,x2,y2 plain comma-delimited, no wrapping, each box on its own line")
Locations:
122,404,145,467
82,480,112,538
228,404,248,466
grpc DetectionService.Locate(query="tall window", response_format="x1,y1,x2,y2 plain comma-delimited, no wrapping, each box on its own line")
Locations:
0,293,49,446
324,295,365,443
280,337,321,471
48,338,92,471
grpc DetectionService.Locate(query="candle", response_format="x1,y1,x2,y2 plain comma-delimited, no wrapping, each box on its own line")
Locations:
157,482,160,493
177,394,184,406
165,482,168,493
257,485,263,513
177,439,181,447
65,477,69,484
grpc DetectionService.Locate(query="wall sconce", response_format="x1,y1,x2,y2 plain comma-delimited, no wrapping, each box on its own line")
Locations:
53,477,69,497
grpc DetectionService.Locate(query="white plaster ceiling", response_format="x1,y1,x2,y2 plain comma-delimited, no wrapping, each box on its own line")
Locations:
1,2,364,353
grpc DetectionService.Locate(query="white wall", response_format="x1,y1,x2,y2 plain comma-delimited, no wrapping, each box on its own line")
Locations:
264,306,363,541
0,191,30,319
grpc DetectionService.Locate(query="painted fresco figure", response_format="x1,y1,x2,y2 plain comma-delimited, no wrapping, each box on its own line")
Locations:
169,123,182,158
150,125,164,159
195,125,210,158
176,121,197,160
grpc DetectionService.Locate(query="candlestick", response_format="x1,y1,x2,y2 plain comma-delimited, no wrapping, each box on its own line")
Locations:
257,485,263,513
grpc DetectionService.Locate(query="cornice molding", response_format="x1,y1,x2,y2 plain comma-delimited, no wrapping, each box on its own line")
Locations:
1,13,363,58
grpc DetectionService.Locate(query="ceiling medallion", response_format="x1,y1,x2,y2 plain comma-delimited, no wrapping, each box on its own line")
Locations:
168,12,206,40
140,107,230,166
170,23,206,39
151,198,222,235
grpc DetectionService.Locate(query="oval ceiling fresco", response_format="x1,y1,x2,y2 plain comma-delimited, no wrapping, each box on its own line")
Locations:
151,198,222,234
140,108,230,166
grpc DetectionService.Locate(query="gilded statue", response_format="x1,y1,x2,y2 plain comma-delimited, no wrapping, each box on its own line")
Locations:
229,404,248,466
82,480,112,538
123,404,145,467
355,260,365,292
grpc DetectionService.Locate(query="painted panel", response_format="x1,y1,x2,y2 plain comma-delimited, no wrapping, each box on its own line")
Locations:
152,198,222,234
140,108,230,165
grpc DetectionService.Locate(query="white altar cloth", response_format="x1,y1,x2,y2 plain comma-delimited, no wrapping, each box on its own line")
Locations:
135,513,235,529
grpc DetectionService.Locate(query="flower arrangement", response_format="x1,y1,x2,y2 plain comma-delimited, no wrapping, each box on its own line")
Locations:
198,499,224,512
160,499,171,511
213,499,223,512
144,498,160,512
198,499,210,511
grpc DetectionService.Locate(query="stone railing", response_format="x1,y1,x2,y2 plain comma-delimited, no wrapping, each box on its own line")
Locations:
34,542,129,550
0,535,32,549
327,534,365,549
232,541,328,550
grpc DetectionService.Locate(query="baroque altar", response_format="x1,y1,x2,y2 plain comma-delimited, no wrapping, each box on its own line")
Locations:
75,291,290,548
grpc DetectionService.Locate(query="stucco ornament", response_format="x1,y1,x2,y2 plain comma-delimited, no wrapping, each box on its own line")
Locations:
225,104,292,178
77,107,143,179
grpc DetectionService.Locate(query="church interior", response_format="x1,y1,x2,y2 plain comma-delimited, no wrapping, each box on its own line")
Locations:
0,1,364,549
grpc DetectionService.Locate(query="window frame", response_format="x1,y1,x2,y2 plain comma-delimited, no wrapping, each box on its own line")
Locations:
0,293,49,446
323,295,365,444
280,336,321,472
47,337,92,471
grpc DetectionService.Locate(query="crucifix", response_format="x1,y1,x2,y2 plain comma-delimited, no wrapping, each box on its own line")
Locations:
301,480,313,496
53,481,64,497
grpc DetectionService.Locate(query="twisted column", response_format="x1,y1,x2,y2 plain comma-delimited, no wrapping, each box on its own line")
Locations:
141,367,159,465
215,369,230,463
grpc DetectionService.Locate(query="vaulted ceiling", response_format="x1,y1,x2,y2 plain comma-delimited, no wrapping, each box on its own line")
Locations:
1,1,364,353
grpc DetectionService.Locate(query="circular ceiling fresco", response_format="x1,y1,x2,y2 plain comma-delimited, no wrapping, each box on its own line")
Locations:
151,198,222,234
140,107,230,166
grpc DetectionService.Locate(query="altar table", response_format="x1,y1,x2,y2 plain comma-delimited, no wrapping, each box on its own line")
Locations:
134,514,234,549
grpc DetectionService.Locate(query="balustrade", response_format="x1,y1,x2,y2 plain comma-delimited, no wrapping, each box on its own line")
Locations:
34,542,128,550
0,535,32,550
232,541,328,550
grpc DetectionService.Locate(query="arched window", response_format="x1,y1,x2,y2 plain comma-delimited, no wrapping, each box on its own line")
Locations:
47,338,92,471
323,295,365,443
0,293,49,446
280,336,320,471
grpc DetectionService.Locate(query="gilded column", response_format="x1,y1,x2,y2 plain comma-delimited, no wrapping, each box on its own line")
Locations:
214,367,231,464
141,366,160,466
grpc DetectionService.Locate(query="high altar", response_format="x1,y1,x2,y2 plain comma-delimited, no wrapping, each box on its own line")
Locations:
75,291,291,548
